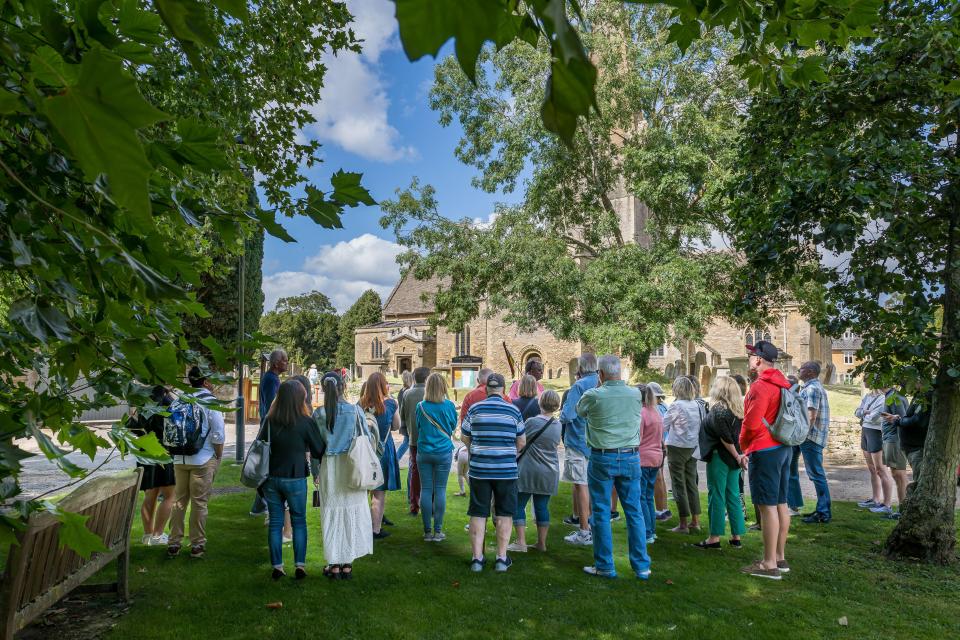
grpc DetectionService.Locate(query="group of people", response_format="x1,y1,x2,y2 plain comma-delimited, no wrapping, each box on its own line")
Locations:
131,339,934,583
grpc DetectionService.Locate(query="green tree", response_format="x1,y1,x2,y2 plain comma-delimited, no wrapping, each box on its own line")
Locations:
0,1,371,550
727,0,959,563
384,2,739,367
260,292,340,371
336,290,383,367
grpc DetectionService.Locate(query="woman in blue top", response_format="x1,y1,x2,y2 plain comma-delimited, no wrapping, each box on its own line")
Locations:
360,372,400,539
415,373,457,541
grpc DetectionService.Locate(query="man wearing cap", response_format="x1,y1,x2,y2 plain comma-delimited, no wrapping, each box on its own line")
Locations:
461,373,526,573
576,355,650,579
797,361,832,524
739,340,793,580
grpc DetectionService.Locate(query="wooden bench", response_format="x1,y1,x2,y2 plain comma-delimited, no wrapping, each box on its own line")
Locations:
0,467,143,640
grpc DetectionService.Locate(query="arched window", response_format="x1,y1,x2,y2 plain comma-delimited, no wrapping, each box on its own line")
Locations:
745,328,772,347
372,338,383,359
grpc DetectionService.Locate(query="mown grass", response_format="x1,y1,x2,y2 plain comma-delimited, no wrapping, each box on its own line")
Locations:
95,462,959,640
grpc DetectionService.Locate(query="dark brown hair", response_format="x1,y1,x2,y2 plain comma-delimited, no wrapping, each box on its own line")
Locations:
266,379,309,426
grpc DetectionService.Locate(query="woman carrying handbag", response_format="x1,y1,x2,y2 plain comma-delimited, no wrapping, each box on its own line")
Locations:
254,380,325,581
312,371,375,580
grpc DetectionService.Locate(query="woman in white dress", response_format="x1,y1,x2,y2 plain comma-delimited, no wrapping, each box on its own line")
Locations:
313,371,373,579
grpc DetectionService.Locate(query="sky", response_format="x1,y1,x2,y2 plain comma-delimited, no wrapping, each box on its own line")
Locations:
260,0,519,313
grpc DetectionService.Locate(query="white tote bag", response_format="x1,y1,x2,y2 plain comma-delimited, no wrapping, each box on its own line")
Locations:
346,405,383,491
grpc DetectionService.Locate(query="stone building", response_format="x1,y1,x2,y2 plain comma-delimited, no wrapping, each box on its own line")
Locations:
355,272,833,391
831,331,863,384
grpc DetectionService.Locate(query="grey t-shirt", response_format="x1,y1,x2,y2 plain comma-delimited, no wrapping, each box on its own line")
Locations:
517,415,562,496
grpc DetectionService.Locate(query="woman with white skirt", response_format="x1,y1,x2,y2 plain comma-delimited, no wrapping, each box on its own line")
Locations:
313,371,373,579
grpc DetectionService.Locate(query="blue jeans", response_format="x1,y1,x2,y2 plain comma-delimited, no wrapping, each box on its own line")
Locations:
799,440,831,518
514,492,551,525
417,451,452,532
261,477,307,569
640,466,659,539
787,445,804,510
397,434,409,464
587,450,650,576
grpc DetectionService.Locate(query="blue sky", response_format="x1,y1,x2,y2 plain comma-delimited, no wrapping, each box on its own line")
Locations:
261,0,520,313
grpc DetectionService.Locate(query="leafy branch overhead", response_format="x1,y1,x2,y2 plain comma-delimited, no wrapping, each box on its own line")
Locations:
0,0,371,552
393,0,883,143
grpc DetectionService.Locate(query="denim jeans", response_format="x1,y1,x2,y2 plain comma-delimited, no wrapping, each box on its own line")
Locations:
514,492,551,525
261,476,307,568
787,446,804,510
417,451,452,532
799,440,831,518
639,466,659,539
397,434,410,465
587,450,650,576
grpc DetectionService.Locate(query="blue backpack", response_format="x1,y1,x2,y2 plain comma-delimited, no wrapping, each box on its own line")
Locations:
763,385,811,446
162,393,209,456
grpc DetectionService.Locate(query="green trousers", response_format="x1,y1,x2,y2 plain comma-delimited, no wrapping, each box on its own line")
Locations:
707,454,745,537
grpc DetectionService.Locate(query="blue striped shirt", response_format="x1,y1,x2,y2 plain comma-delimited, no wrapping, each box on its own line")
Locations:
462,395,526,480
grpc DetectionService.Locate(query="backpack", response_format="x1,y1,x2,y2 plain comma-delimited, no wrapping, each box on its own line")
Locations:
763,385,810,446
162,393,210,456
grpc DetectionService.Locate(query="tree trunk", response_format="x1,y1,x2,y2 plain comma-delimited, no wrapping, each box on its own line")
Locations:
884,183,960,564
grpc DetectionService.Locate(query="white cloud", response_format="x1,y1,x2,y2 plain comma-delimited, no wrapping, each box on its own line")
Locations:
263,234,403,313
302,0,416,162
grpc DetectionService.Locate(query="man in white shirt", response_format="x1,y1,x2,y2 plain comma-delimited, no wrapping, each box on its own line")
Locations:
168,367,225,559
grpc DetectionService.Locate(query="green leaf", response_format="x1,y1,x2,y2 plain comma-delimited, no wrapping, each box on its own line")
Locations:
0,88,24,114
667,20,701,53
9,299,46,341
78,0,121,47
129,432,172,464
945,80,960,95
154,0,218,47
796,19,832,47
305,186,344,229
43,47,168,220
38,303,71,340
255,207,295,242
55,510,108,558
213,0,249,20
30,46,79,86
175,119,231,170
844,0,883,27
145,342,180,380
62,426,110,461
118,0,164,44
541,57,596,144
28,422,85,477
329,170,376,207
201,335,230,369
790,55,829,85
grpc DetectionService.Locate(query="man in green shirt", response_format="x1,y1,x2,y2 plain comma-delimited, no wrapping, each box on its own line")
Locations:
576,355,650,579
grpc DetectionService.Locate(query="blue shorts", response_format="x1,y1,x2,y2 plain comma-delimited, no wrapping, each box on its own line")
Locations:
748,446,790,506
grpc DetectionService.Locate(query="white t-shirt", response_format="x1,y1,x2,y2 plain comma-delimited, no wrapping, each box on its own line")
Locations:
173,389,225,466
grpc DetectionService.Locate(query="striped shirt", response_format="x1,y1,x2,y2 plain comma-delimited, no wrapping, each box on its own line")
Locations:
462,395,526,480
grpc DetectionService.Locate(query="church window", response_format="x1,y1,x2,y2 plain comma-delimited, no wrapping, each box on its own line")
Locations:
455,325,471,356
745,328,772,347
652,344,665,357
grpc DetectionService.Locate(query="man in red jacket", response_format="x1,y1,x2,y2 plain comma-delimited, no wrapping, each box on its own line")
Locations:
739,341,793,580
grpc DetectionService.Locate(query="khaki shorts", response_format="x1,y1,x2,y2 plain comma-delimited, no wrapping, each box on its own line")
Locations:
882,440,907,471
561,448,588,485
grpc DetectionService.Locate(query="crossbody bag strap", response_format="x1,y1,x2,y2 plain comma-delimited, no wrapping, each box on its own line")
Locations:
518,417,555,461
417,402,452,437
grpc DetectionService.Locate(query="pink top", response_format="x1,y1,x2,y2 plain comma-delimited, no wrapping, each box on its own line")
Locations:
639,406,664,467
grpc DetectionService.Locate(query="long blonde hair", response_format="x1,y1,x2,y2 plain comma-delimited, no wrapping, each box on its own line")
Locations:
710,376,745,419
425,373,448,403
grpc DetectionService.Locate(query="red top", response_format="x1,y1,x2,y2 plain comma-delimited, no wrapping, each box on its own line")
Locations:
459,384,488,423
639,406,664,467
740,368,791,454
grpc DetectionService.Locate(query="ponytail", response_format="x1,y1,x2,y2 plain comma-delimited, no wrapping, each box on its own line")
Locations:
322,372,344,432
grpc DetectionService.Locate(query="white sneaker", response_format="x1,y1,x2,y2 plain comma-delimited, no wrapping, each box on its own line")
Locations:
151,533,169,546
870,504,893,515
788,508,801,517
564,530,593,546
282,535,293,544
141,534,152,545
507,542,528,553
432,531,446,542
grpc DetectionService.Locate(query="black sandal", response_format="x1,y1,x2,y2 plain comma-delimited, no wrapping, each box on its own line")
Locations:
339,564,353,580
322,564,340,579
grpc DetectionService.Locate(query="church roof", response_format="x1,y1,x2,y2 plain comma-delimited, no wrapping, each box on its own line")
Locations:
382,272,447,318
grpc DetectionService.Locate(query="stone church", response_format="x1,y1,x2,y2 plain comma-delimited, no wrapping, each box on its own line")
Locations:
354,189,833,390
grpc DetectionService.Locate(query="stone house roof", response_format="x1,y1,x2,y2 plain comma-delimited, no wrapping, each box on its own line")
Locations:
382,272,447,318
832,334,863,350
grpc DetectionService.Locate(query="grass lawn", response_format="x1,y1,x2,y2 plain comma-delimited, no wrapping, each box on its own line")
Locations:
90,462,960,640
